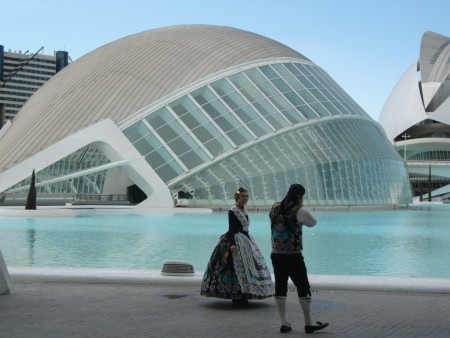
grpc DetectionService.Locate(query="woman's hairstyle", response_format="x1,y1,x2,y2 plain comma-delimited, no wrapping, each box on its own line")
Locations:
279,184,305,212
234,187,248,202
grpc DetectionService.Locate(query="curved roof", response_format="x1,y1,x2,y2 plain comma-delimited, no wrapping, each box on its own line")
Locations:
379,30,450,140
419,31,450,84
0,25,308,171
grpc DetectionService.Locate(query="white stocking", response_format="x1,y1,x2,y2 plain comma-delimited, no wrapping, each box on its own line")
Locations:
299,297,318,326
275,296,289,326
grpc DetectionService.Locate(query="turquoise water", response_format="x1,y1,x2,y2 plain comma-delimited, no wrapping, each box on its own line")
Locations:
1,204,450,279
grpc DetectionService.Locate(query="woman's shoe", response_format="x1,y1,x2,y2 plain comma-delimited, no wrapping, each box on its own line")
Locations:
280,324,292,333
305,322,329,333
232,298,249,306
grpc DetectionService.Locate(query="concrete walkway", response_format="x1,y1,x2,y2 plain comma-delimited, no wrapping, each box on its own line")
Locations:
1,269,450,338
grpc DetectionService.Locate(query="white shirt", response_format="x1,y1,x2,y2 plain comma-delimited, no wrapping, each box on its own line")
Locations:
297,207,317,227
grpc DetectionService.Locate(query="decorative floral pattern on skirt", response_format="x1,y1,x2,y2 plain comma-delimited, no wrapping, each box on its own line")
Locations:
201,233,273,300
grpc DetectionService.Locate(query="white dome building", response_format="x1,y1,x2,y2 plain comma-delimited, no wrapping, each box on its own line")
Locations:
0,25,411,208
379,31,450,202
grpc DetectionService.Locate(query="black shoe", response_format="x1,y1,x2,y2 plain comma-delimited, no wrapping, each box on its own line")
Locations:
305,322,329,333
280,324,292,333
232,298,249,306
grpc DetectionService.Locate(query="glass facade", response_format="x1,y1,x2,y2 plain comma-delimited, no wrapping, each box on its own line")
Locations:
9,146,109,195
171,119,410,206
123,61,411,206
7,60,410,206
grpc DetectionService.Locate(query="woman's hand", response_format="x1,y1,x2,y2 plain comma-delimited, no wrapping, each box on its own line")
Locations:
230,245,238,255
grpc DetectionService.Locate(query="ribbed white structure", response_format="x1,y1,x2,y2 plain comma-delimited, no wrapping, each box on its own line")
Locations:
0,25,304,170
0,25,411,207
379,31,450,201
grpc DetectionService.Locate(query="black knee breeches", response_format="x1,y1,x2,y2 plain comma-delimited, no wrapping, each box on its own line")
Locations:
271,252,311,298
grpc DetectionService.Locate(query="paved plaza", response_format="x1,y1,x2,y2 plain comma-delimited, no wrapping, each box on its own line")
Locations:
1,273,450,338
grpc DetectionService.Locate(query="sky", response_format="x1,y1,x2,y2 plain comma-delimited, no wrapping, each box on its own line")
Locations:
2,0,450,120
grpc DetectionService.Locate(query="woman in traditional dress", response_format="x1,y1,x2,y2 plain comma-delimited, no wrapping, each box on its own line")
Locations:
200,187,274,305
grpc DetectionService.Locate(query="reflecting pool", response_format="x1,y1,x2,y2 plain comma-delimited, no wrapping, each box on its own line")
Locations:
1,204,450,279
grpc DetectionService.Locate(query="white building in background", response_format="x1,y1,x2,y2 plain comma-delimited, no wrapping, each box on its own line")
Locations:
0,25,411,208
379,31,450,202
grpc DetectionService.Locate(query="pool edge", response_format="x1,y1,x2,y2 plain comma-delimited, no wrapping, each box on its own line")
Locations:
8,267,450,294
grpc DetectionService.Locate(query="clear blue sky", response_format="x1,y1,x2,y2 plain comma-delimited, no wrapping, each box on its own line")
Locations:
2,0,450,120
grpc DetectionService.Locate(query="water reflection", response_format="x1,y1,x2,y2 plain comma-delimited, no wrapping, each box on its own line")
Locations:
26,219,36,265
0,205,449,278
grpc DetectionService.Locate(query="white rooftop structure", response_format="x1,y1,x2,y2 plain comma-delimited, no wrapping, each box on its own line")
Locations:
379,31,450,202
0,25,411,208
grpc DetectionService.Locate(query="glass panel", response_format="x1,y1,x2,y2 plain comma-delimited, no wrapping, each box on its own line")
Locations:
200,98,253,144
271,78,292,93
239,84,265,103
192,122,217,143
284,63,301,76
210,78,235,97
134,134,157,156
168,134,200,156
201,99,236,130
309,102,331,117
296,89,316,104
191,86,217,106
319,88,338,102
268,93,295,112
255,80,280,99
244,68,266,84
170,96,197,117
228,72,253,90
221,91,246,110
259,65,280,79
280,108,305,123
296,105,318,120
236,105,271,136
309,88,327,102
332,101,348,114
179,148,209,169
252,100,289,129
157,120,187,144
295,63,312,76
322,101,341,116
307,75,323,89
145,107,175,130
296,75,315,89
227,127,253,146
283,90,307,107
271,63,291,77
123,121,150,143
219,90,271,136
177,108,206,129
204,135,233,156
283,75,306,91
146,146,176,169
155,161,182,182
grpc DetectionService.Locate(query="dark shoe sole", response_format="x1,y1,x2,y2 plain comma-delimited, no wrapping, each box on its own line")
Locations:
305,322,329,333
280,324,292,333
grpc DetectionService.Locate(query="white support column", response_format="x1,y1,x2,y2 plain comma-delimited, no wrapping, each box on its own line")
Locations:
0,249,15,295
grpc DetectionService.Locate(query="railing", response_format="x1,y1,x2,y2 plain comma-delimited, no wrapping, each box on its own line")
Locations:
73,194,132,204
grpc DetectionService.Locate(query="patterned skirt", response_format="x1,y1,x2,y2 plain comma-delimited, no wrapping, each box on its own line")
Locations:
200,232,273,300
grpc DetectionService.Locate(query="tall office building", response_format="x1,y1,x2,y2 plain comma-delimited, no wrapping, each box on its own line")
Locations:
0,45,69,127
